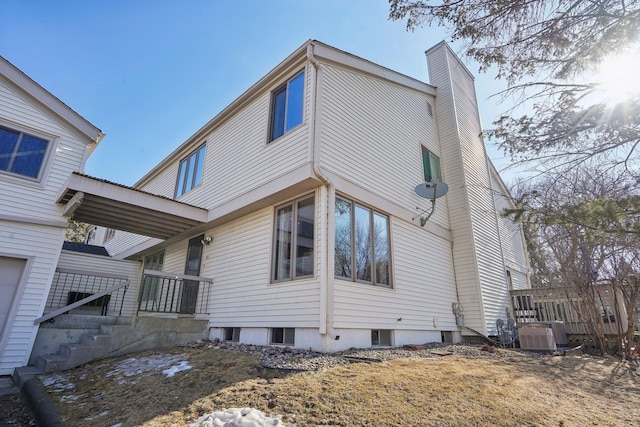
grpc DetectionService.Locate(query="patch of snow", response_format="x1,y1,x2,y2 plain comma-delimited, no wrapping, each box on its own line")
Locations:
40,373,73,389
163,360,192,377
190,408,285,427
85,410,109,421
104,353,190,384
60,394,85,403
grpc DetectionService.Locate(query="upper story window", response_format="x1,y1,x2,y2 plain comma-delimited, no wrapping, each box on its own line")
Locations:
335,197,391,288
273,195,315,282
0,125,51,181
422,146,442,182
269,71,305,142
175,144,206,198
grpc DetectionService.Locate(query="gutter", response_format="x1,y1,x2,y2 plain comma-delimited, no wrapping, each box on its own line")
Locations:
307,43,340,342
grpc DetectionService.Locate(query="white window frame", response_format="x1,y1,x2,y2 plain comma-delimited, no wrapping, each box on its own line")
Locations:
371,329,393,347
0,121,57,188
421,146,442,182
270,327,295,345
223,327,240,342
268,70,305,143
272,194,315,283
334,196,392,288
175,143,206,198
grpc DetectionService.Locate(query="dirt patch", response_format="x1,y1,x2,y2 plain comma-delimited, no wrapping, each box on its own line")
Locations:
41,344,640,426
0,393,36,426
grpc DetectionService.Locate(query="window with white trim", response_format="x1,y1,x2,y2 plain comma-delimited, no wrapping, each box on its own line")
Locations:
271,327,295,345
140,250,165,302
269,71,304,142
371,329,392,347
421,146,441,182
175,144,206,198
0,125,51,180
273,195,315,282
224,327,240,342
335,197,391,287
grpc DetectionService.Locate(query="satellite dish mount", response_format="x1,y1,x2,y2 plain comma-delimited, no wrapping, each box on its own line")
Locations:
412,181,449,226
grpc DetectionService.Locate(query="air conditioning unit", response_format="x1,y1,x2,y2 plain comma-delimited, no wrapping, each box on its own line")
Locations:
519,324,557,351
535,321,568,346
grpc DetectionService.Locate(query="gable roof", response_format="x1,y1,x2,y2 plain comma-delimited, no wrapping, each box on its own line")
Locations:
0,55,104,151
134,40,436,189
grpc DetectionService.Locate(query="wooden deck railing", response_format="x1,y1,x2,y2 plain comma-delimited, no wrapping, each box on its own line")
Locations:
137,269,213,315
510,284,628,335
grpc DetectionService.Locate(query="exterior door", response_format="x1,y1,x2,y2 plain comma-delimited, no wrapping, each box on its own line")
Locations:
181,235,203,314
0,257,26,341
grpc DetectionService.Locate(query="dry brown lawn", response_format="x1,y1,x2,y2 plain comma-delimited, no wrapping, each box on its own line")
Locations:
42,345,640,427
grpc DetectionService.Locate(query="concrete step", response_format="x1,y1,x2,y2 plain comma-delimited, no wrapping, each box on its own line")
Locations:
37,354,68,372
12,366,43,389
0,376,17,396
59,343,93,358
80,333,112,347
100,324,134,335
32,316,209,373
38,314,119,330
35,324,136,373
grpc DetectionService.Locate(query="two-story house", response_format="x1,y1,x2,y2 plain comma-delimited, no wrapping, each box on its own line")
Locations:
89,40,530,351
2,40,530,375
0,55,104,375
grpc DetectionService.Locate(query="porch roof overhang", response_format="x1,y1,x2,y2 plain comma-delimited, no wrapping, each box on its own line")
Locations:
57,173,208,240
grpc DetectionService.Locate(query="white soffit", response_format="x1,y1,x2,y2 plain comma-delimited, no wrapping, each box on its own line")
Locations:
57,173,208,240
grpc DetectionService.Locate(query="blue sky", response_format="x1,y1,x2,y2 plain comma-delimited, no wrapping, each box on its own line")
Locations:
1,0,510,186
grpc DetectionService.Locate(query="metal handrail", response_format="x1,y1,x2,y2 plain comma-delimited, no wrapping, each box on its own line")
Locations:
142,269,213,283
35,279,129,325
138,270,213,315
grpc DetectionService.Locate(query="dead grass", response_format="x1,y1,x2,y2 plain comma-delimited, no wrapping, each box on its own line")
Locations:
44,346,640,427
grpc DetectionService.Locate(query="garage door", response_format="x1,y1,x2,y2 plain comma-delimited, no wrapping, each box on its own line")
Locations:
0,257,26,339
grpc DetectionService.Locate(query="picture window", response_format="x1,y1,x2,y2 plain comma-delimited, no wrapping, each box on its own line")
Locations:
334,197,391,287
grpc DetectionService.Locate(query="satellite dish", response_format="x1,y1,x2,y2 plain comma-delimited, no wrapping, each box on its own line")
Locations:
414,182,449,199
413,181,449,227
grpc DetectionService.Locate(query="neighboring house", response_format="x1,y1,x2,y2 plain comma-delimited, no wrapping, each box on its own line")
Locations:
0,55,104,375
1,40,531,375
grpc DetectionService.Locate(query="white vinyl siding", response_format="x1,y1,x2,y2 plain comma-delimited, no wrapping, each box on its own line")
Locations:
202,207,320,328
333,218,457,330
0,80,88,220
134,65,312,212
54,250,143,317
0,223,64,375
427,44,508,335
104,231,154,259
508,269,528,291
0,77,93,375
490,166,529,269
319,63,449,229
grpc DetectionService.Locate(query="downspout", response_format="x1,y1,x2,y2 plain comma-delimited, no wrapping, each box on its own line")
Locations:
307,43,340,341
